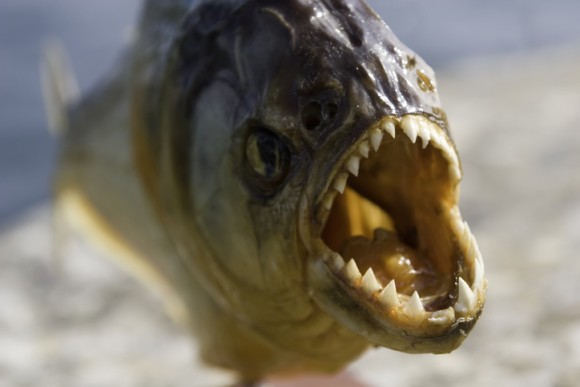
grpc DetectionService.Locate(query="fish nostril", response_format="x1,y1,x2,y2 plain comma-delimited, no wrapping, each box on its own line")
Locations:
302,101,323,131
302,100,340,131
324,102,338,121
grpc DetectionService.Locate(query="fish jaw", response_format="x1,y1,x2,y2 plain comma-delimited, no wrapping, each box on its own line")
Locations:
301,114,486,353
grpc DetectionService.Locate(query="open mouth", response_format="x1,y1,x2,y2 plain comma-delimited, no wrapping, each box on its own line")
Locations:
304,114,485,345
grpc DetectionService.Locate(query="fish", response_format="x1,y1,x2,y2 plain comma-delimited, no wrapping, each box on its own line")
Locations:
43,0,486,382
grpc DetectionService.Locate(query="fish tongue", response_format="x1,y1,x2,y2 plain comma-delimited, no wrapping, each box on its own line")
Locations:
340,228,421,293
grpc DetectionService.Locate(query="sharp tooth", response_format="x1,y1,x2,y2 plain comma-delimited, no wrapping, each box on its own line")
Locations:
358,141,370,158
346,155,360,176
401,116,418,143
472,258,484,292
379,280,399,308
344,259,361,283
449,165,462,181
451,208,464,235
382,120,396,138
428,307,455,325
470,233,483,265
419,120,461,179
430,127,444,143
404,291,425,320
329,253,345,271
370,128,384,151
333,173,348,194
461,221,472,246
455,278,476,314
465,230,479,266
361,268,382,294
445,145,460,167
322,191,337,210
419,125,431,149
476,245,484,267
464,221,472,234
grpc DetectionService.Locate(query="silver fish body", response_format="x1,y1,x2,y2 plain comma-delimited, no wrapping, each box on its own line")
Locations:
48,0,485,381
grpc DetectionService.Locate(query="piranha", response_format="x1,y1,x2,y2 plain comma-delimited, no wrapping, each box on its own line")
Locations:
43,0,486,382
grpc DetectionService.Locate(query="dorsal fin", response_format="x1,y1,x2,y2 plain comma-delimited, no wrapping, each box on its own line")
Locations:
40,39,79,136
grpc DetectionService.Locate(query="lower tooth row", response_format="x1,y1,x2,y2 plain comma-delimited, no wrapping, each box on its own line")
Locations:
404,291,426,320
450,213,486,313
380,279,398,308
323,205,483,318
344,258,361,282
455,278,477,314
428,307,455,324
453,220,485,314
326,255,462,322
325,248,481,320
361,268,382,293
459,220,485,290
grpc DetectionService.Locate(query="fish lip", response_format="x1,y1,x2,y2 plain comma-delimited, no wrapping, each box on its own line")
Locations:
299,113,486,352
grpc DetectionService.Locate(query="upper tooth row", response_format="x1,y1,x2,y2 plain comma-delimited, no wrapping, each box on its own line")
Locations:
327,115,462,201
399,115,462,181
330,120,394,195
328,253,474,324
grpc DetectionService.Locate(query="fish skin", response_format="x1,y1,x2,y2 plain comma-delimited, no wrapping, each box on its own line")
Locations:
52,0,480,381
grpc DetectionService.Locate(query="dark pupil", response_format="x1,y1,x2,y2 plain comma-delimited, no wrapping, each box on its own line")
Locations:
257,134,280,178
246,129,289,184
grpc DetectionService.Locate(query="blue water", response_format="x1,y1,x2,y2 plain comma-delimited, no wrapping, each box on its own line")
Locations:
1,0,579,223
0,0,140,222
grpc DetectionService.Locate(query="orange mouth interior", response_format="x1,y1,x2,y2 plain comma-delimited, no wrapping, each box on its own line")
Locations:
320,129,459,310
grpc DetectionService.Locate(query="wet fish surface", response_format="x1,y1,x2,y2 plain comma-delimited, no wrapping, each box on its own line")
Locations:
44,0,486,382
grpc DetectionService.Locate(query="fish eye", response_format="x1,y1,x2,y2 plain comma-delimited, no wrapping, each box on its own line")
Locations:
245,128,291,194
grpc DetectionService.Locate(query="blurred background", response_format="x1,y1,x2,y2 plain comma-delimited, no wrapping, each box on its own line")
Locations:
1,1,579,386
2,0,580,223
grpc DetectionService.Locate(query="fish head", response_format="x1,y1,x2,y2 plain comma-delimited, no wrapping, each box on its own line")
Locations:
141,0,486,360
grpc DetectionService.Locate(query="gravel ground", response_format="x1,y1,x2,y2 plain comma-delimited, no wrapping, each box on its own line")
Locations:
1,47,580,386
